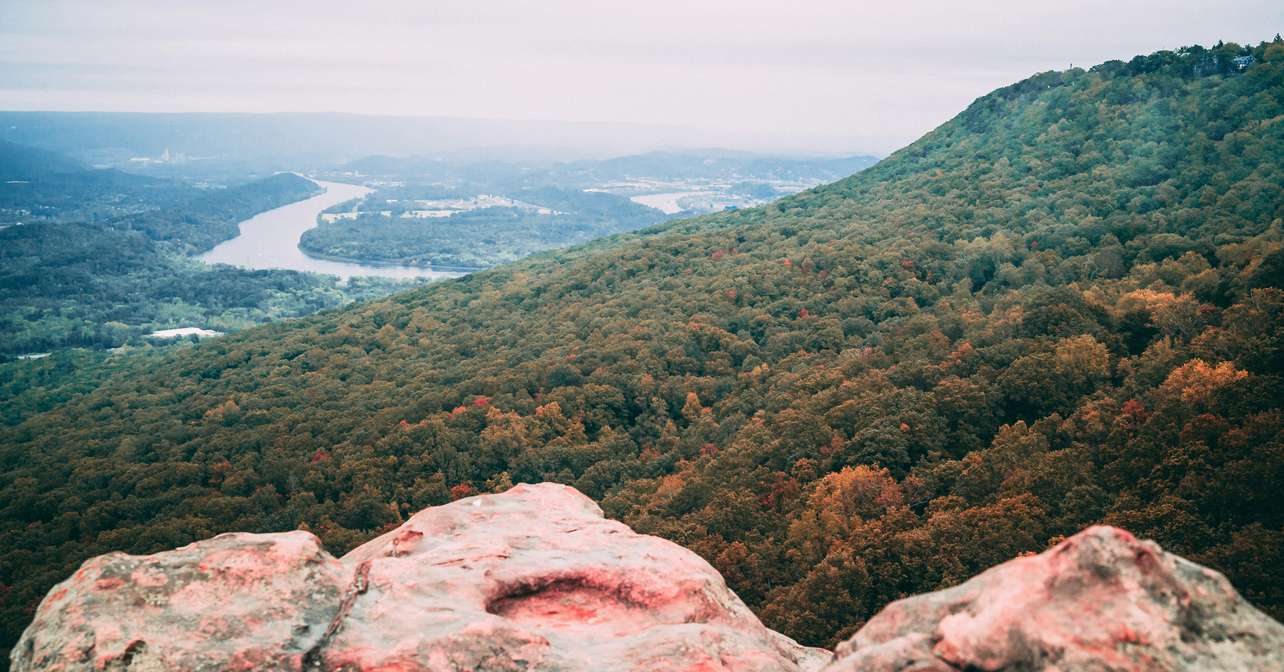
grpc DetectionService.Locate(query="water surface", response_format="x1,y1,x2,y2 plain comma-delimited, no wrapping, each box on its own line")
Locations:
200,178,464,280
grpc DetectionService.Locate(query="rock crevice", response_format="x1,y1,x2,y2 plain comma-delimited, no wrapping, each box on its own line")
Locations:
302,559,372,671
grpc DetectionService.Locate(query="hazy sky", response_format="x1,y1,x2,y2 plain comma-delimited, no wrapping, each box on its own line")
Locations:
1,0,1281,154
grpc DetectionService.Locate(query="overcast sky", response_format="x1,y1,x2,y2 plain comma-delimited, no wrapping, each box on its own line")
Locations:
1,0,1281,154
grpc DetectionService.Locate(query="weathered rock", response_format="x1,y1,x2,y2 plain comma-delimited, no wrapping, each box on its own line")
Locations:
13,487,1284,671
11,530,346,671
13,483,829,671
316,483,828,671
826,525,1284,672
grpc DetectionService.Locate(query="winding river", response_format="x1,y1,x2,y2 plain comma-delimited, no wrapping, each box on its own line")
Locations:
199,178,464,280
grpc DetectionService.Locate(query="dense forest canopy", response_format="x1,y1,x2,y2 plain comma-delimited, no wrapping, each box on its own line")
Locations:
3,40,1284,662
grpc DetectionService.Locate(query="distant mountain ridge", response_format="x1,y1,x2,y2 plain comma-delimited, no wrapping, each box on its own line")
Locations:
334,149,880,184
570,149,880,182
0,112,868,167
0,140,87,180
0,141,177,224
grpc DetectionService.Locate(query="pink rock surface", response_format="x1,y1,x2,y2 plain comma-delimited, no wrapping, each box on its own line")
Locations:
12,483,828,672
11,530,346,671
13,487,1283,671
825,525,1284,672
317,483,829,671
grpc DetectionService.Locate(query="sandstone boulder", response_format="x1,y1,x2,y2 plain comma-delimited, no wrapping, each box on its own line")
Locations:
12,486,1284,671
315,482,828,671
10,530,346,671
13,483,828,672
827,525,1284,671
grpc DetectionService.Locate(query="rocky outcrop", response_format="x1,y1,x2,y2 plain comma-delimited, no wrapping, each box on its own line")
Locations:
828,526,1284,672
12,483,828,672
12,531,346,671
12,484,1284,671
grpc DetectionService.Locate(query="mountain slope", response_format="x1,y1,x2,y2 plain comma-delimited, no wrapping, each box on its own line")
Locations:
0,141,179,223
2,40,1283,659
0,140,87,180
114,171,321,253
0,172,341,355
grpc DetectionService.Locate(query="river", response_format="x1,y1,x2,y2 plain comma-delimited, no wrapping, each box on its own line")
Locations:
199,178,465,280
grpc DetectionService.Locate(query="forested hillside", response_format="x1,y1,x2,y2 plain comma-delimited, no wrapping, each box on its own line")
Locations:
300,187,667,269
0,163,414,355
0,141,181,224
116,172,322,253
3,40,1284,661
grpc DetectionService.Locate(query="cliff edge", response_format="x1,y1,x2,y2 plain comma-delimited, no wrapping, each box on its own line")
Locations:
13,483,1284,671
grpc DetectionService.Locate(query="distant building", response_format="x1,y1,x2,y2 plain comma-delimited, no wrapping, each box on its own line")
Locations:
1232,55,1255,70
148,327,224,339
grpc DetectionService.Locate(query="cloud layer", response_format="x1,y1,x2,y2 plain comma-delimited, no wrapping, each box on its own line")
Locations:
1,0,1280,153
